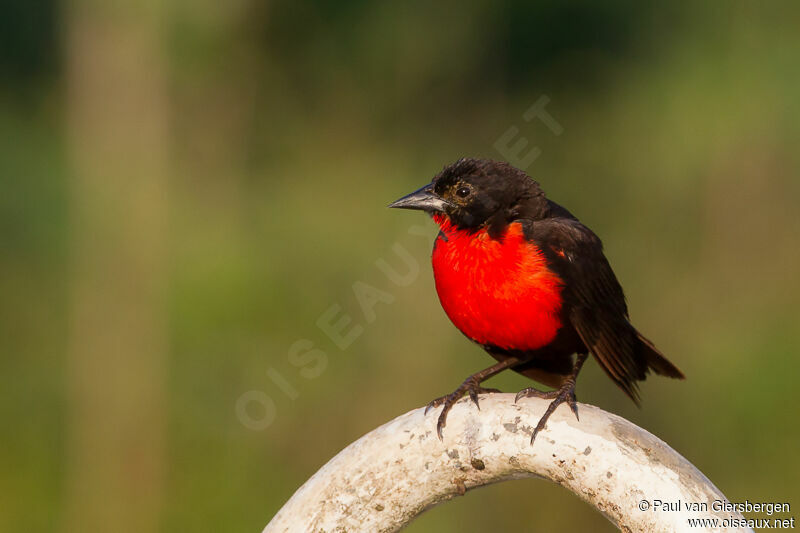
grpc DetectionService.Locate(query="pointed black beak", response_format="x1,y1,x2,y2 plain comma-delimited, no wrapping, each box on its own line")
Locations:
388,184,450,212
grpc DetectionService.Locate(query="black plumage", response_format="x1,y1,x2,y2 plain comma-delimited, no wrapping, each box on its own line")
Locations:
389,158,684,443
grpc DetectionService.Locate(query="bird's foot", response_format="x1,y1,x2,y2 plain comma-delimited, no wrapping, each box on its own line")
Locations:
424,378,501,440
514,386,559,402
516,381,579,445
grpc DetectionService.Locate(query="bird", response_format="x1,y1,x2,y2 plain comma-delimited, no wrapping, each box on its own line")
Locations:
388,158,684,444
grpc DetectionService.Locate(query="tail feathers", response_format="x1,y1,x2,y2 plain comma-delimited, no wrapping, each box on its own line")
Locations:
637,332,685,379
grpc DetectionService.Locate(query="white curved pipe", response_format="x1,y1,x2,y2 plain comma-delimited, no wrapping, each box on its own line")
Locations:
265,394,751,532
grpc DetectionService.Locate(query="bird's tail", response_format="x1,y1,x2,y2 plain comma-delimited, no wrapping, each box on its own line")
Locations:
637,331,685,379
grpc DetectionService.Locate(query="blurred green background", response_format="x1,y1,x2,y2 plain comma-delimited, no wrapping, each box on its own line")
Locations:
2,1,799,531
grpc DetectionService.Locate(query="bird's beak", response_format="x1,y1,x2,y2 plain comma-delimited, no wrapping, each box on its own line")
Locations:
388,184,449,212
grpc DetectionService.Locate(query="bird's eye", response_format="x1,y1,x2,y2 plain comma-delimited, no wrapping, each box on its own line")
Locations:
456,186,471,198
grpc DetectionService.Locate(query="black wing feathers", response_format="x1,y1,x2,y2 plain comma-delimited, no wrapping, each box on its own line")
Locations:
524,214,683,404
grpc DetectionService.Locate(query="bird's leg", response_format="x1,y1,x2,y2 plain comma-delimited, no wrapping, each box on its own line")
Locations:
425,357,521,440
516,352,588,444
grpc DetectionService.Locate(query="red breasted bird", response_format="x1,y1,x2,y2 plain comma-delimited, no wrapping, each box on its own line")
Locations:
389,158,684,444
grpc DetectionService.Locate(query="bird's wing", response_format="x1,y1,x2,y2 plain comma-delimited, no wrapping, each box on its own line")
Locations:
523,216,647,403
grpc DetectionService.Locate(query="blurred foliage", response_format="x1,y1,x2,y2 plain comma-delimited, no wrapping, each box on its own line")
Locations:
1,1,799,531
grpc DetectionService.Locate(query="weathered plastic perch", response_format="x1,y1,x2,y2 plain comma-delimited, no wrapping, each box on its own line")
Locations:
265,394,751,532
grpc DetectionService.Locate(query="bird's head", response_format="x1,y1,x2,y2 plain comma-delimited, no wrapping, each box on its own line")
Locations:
389,158,548,234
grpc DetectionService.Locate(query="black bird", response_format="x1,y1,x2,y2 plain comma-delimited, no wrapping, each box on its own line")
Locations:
389,158,684,443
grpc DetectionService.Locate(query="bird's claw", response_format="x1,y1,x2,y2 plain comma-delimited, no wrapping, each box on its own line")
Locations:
424,382,500,440
514,386,557,403
517,382,579,445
